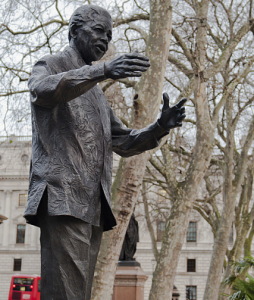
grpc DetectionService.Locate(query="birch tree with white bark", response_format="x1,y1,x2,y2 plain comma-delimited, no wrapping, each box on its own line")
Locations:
137,1,254,299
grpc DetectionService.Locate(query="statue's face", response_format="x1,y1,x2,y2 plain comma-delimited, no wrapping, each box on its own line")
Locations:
75,14,112,64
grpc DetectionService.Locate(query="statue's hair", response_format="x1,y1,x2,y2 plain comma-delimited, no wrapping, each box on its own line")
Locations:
68,5,112,41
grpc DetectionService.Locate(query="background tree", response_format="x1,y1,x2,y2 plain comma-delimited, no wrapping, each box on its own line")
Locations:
91,0,173,299
134,0,254,299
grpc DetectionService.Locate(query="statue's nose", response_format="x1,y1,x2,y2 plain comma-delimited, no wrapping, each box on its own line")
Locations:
100,33,110,44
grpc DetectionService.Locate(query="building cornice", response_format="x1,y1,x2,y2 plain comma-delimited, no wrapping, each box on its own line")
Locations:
0,175,29,180
136,248,214,254
0,249,40,254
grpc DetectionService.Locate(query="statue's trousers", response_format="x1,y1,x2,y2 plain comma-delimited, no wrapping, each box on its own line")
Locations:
37,191,103,300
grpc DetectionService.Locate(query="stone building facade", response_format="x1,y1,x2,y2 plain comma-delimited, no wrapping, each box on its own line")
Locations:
135,209,214,300
0,136,40,300
0,135,238,300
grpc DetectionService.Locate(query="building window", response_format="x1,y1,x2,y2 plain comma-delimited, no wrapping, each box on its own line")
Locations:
16,225,26,244
19,194,28,206
187,222,197,242
187,259,196,272
172,285,180,300
13,259,22,271
157,221,166,242
186,286,197,300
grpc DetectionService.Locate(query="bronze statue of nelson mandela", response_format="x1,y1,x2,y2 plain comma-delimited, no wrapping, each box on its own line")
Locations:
23,4,186,300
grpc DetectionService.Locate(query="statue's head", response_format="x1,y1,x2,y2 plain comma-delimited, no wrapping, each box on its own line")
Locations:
68,5,112,64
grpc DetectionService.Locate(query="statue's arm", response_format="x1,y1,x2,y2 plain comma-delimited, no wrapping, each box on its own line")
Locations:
28,51,150,109
111,94,187,157
111,108,169,158
28,59,106,108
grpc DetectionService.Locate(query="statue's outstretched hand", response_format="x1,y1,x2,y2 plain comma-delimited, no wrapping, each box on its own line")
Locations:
104,52,150,80
158,93,187,130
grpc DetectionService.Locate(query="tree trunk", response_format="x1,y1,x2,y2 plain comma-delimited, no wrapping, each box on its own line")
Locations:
142,181,159,260
205,111,254,300
219,166,254,299
149,78,215,300
91,1,173,299
204,94,235,300
148,1,216,299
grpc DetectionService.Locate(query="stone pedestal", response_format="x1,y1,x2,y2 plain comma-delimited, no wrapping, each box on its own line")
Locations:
112,261,148,300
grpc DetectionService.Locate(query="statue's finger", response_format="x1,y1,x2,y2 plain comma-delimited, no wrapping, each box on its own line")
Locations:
125,53,150,61
124,59,151,67
162,93,170,110
123,71,142,77
176,98,187,108
180,106,185,113
178,114,186,122
125,65,149,72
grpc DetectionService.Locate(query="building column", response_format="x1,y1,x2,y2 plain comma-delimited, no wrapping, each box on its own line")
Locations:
3,190,12,247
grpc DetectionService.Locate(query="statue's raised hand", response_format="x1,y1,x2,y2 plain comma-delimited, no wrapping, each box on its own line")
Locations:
104,52,150,80
158,93,187,130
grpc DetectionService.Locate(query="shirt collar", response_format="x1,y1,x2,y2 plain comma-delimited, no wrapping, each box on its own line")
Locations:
64,45,87,69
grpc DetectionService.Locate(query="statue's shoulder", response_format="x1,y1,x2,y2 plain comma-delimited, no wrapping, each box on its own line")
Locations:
34,50,66,74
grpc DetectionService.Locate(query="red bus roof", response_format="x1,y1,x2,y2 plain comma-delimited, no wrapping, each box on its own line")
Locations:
12,274,41,278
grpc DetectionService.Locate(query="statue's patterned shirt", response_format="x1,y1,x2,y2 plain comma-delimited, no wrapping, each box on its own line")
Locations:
24,46,168,231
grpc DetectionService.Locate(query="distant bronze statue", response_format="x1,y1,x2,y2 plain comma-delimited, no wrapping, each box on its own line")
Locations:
120,214,139,261
23,4,187,300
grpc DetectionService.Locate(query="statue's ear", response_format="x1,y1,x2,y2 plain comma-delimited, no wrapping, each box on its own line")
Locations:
70,24,78,39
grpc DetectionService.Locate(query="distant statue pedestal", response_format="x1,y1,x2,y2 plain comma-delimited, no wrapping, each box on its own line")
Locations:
113,214,148,300
112,260,148,300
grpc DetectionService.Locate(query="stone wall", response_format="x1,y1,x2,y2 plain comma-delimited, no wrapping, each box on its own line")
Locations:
0,136,41,300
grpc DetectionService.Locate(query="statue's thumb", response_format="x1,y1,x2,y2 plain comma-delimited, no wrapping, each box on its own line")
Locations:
162,93,170,111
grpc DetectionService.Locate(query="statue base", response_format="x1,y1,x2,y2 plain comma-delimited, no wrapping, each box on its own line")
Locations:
117,260,140,267
112,262,148,300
